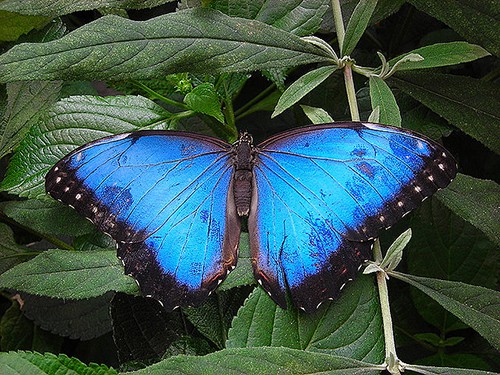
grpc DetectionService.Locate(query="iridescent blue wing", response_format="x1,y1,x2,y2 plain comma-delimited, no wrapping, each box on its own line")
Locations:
46,131,240,310
250,122,457,312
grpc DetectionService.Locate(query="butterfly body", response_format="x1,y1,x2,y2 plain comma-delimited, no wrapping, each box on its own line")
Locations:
46,122,457,312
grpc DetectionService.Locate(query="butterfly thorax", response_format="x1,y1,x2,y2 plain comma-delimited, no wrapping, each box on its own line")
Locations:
233,132,254,217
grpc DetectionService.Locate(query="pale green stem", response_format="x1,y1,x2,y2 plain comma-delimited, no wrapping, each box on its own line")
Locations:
331,0,345,52
343,63,360,121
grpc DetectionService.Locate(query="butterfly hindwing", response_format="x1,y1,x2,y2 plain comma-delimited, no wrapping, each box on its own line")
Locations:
46,131,240,310
250,122,456,312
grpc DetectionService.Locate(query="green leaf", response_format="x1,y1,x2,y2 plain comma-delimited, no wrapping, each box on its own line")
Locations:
0,9,333,83
342,0,378,56
406,363,495,375
407,0,500,57
390,271,500,350
0,81,61,158
0,95,172,199
227,275,384,363
0,223,35,275
379,228,411,271
369,76,401,127
300,105,334,124
0,11,49,41
2,200,95,237
390,71,500,153
208,0,329,37
272,65,337,117
218,233,254,291
184,83,224,123
0,351,117,375
130,347,382,374
436,174,500,247
0,0,174,16
408,198,498,332
0,249,139,299
387,42,490,71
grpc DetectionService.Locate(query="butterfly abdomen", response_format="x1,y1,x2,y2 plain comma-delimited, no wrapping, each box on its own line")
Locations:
233,132,255,217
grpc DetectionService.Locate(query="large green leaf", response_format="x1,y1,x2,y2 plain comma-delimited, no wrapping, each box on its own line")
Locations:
0,81,61,158
0,95,172,199
0,9,333,83
130,347,382,374
388,42,490,71
342,0,378,56
227,275,384,363
0,351,117,375
390,271,500,350
390,71,500,153
0,249,138,299
408,0,500,56
408,198,497,332
436,174,500,246
0,0,174,16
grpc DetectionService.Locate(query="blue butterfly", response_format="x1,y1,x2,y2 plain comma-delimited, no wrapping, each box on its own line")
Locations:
45,122,457,312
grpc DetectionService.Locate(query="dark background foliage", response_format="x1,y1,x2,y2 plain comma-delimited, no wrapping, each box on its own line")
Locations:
0,1,498,374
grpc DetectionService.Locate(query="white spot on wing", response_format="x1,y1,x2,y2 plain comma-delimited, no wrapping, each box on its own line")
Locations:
75,193,82,200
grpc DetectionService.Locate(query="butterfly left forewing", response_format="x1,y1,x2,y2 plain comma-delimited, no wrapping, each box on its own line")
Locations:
46,131,240,310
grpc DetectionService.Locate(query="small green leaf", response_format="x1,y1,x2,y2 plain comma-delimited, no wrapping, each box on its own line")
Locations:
0,11,49,41
0,351,117,374
369,76,401,127
0,80,61,159
0,9,333,83
219,233,254,291
272,65,337,117
342,0,378,56
390,71,500,153
300,105,334,124
390,271,500,350
0,249,139,300
184,83,224,123
131,347,382,374
388,42,490,71
406,363,494,375
0,95,172,199
436,174,500,247
408,0,500,56
368,106,380,123
379,228,411,271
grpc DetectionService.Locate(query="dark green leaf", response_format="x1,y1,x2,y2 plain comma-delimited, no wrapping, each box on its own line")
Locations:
0,351,117,374
2,200,95,237
369,76,401,127
0,80,61,158
208,0,329,37
22,292,113,340
129,346,382,374
0,223,35,275
184,83,224,123
0,0,174,16
436,174,500,247
0,95,172,199
408,198,497,332
0,249,139,299
406,363,495,375
227,275,384,363
0,9,333,83
408,0,500,56
390,271,500,350
388,42,490,71
342,0,378,56
390,71,500,153
272,66,337,117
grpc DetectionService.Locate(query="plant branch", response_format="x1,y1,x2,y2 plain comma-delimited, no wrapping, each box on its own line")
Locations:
331,0,346,53
343,62,360,121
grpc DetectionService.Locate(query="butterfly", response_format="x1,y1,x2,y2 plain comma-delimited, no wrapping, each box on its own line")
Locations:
45,122,457,312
